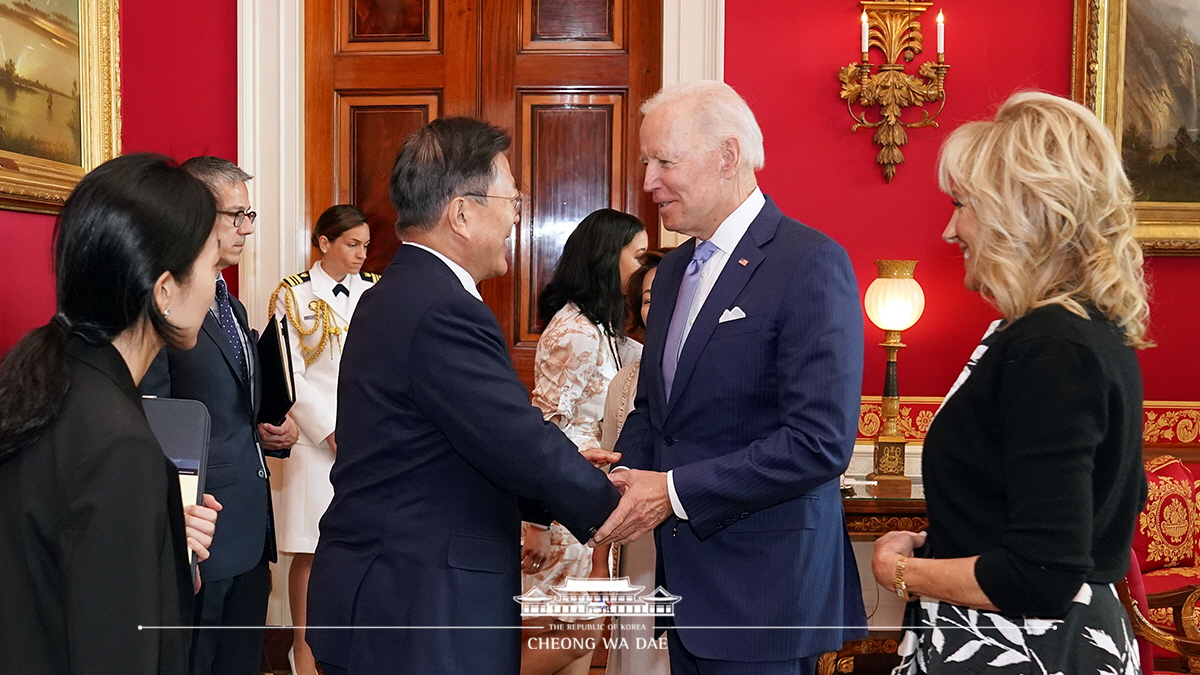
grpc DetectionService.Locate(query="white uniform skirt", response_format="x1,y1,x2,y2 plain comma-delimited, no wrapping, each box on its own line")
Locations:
275,440,335,554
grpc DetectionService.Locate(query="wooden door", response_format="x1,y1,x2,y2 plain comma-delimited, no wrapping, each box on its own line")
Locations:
305,0,661,387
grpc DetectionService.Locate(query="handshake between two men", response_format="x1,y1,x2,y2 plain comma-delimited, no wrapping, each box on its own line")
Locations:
575,448,673,548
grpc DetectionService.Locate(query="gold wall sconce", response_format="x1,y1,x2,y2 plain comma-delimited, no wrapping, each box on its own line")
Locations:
838,2,949,182
863,260,925,498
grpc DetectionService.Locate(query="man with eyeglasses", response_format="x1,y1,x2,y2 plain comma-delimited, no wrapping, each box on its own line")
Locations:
142,156,299,675
307,117,620,675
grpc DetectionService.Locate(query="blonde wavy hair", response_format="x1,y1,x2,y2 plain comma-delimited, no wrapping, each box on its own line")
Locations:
938,91,1152,348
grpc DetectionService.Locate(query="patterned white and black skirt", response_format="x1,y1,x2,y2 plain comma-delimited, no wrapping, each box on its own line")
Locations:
891,583,1139,675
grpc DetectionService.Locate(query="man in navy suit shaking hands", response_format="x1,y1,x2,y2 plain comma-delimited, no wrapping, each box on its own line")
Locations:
596,81,868,675
307,117,622,675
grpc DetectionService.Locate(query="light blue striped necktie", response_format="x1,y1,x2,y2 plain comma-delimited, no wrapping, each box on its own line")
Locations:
662,240,718,399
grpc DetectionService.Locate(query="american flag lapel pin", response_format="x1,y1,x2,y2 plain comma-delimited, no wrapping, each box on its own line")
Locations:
738,258,749,266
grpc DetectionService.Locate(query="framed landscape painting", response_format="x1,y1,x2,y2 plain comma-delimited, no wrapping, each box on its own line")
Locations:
0,0,119,214
1074,0,1200,255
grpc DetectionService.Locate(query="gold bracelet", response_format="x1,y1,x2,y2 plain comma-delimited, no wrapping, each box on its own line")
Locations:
894,556,911,600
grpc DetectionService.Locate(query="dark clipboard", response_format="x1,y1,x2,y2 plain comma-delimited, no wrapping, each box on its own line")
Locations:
257,315,297,426
142,396,210,572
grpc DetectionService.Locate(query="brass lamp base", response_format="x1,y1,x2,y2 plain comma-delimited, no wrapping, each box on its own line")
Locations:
867,436,912,498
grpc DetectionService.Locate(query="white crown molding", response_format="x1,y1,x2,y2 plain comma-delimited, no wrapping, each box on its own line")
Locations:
658,0,724,247
238,0,307,332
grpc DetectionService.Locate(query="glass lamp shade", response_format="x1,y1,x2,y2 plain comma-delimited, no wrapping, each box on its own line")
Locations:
864,276,925,331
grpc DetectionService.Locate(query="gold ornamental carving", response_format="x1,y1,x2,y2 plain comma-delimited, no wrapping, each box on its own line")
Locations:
1145,410,1200,444
845,516,928,535
873,440,906,475
838,1,949,182
859,402,934,440
1139,476,1197,566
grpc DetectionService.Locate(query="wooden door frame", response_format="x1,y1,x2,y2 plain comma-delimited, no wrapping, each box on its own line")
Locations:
237,0,724,324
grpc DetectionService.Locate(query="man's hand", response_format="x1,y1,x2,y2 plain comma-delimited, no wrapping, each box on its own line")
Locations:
592,469,672,546
580,447,620,469
184,493,222,562
259,415,299,450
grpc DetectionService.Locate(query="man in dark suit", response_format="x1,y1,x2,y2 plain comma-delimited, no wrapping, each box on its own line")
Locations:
142,157,299,675
307,118,622,675
596,81,868,674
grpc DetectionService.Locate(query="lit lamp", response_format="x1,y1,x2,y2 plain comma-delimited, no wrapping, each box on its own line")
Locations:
863,260,925,498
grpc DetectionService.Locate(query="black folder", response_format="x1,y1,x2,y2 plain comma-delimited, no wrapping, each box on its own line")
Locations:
143,396,211,573
257,315,297,426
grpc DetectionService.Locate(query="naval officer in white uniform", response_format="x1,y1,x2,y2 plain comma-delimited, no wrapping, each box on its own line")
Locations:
270,204,377,675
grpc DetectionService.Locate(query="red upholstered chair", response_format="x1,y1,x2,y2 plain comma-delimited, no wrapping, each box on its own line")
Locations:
1123,547,1200,674
1134,456,1200,671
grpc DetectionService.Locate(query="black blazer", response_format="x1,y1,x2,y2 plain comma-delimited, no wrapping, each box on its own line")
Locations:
0,338,193,674
307,245,621,675
142,294,277,582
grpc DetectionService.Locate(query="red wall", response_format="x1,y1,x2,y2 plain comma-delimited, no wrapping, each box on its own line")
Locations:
725,0,1200,401
0,0,238,353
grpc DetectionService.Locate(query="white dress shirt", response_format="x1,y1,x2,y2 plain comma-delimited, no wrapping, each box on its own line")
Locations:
403,242,482,300
665,187,765,520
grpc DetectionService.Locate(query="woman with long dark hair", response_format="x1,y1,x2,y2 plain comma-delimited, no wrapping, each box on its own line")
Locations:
520,208,647,675
0,154,223,673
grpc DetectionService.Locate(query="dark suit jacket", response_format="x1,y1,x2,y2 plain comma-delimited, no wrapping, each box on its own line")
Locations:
142,294,276,582
0,338,193,674
307,245,621,675
615,196,868,661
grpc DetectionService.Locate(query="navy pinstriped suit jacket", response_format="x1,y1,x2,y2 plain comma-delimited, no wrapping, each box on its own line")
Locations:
615,196,869,662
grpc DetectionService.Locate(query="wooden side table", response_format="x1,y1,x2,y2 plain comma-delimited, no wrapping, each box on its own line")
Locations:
819,485,927,675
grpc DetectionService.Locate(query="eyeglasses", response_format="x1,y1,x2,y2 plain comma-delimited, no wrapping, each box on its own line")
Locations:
463,193,523,214
216,209,257,228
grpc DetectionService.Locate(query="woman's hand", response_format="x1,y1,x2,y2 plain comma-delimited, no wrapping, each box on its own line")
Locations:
325,431,338,454
871,530,926,590
184,493,222,562
522,524,552,574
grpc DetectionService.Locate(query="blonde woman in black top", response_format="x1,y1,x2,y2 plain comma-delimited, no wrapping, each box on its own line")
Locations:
870,92,1150,674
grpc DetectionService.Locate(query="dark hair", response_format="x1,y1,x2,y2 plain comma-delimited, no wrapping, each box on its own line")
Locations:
626,249,667,333
312,204,368,248
390,117,511,235
0,153,217,462
537,209,646,338
181,156,253,192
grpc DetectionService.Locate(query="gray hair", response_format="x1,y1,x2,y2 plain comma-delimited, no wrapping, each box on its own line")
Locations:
641,81,765,170
181,156,253,192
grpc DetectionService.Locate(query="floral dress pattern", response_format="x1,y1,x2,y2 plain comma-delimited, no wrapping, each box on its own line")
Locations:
893,578,1139,673
523,303,622,619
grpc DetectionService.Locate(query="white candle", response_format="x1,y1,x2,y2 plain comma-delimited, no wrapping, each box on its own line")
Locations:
861,12,869,54
937,11,945,54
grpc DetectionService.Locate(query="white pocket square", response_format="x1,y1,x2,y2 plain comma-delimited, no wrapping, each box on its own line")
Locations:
718,307,747,323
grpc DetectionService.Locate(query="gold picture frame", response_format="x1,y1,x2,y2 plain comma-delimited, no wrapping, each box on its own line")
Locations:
1072,0,1200,255
0,0,120,214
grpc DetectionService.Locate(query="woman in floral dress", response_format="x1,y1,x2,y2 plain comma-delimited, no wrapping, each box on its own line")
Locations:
520,208,647,675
